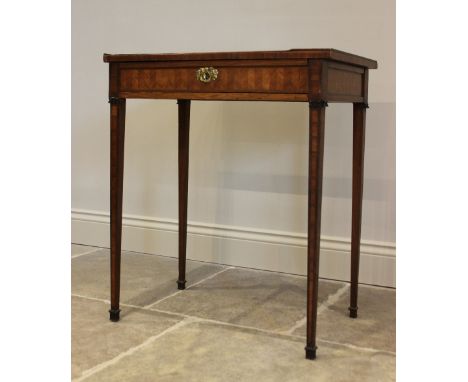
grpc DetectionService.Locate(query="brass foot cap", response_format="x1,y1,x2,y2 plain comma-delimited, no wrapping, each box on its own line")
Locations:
348,306,358,318
109,309,121,322
305,345,317,360
177,280,186,290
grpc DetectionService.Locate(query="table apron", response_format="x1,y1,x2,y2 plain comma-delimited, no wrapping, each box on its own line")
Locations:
109,59,367,103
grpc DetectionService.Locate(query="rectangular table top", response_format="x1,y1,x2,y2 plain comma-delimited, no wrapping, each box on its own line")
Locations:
103,49,377,69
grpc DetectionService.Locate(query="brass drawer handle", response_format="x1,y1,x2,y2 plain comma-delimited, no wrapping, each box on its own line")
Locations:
196,67,218,83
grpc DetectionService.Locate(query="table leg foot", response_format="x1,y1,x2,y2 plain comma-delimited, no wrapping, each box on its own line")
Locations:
109,308,121,322
348,306,358,318
305,345,317,360
177,280,186,290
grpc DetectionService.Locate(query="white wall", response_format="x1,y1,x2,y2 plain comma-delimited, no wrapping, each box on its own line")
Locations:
72,0,395,286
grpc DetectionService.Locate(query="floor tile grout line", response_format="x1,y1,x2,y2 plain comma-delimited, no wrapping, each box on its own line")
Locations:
318,338,396,355
81,246,394,290
71,248,101,259
182,266,235,290
277,283,350,336
142,266,235,309
317,283,350,315
279,316,307,336
141,290,183,310
147,305,312,343
71,293,395,356
72,293,110,304
149,305,396,356
73,317,198,382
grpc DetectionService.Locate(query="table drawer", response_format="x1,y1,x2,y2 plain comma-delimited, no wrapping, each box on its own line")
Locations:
118,61,309,96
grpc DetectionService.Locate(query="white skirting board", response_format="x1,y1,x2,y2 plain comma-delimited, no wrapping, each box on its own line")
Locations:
71,209,396,288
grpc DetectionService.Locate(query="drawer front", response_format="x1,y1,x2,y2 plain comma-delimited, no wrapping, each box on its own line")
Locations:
118,61,308,95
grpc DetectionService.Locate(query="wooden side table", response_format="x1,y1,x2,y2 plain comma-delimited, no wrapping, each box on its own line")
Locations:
103,49,377,359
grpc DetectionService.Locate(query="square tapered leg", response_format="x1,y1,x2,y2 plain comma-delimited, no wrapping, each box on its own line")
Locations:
349,102,368,319
305,101,327,359
109,97,126,322
177,100,191,290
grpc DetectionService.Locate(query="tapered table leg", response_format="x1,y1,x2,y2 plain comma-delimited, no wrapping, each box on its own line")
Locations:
109,97,126,322
349,102,368,318
177,100,191,290
305,100,327,360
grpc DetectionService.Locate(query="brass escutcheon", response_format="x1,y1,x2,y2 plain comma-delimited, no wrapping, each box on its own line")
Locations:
196,67,218,83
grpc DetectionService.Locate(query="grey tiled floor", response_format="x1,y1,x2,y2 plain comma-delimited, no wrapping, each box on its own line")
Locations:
71,244,395,381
